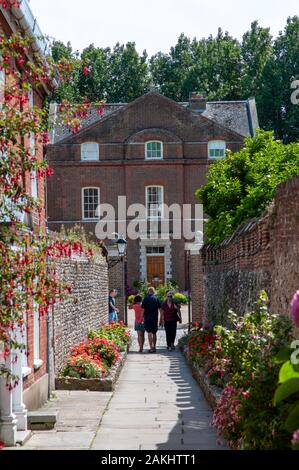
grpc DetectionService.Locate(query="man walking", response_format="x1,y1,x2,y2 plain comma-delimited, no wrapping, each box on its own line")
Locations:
108,289,119,322
142,287,162,353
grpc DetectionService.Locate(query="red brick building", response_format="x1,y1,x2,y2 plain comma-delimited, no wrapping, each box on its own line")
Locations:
0,1,53,445
47,91,259,289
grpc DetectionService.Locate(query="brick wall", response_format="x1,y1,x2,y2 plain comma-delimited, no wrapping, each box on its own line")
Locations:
190,176,299,325
50,252,109,376
108,256,126,322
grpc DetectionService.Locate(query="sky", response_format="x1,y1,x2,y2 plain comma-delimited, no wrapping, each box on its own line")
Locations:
29,0,299,56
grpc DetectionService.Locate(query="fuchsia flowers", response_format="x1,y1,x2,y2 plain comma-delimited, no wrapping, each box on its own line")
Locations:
291,291,299,327
291,429,299,447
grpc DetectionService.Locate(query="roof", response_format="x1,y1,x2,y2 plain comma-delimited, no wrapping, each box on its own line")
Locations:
180,99,259,138
52,104,125,144
51,93,259,144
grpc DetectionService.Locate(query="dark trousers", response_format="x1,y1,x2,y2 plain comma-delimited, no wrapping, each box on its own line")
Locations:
164,321,177,347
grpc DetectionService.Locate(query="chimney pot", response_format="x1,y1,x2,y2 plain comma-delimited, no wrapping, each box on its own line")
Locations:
189,92,207,112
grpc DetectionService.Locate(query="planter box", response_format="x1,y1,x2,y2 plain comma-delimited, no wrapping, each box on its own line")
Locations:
55,348,128,392
180,345,223,410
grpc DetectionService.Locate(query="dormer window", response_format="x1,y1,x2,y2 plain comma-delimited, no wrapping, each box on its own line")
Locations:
208,140,226,159
81,142,99,161
145,141,163,160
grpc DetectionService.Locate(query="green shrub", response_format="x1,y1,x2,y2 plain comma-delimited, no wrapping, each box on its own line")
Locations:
196,131,299,244
184,291,294,449
88,322,130,352
173,292,188,304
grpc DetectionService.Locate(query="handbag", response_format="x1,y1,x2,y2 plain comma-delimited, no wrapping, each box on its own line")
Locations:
175,304,182,323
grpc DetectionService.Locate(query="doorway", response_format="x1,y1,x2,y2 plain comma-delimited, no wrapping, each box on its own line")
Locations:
146,246,165,286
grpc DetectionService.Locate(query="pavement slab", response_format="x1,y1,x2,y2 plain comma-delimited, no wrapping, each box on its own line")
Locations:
21,320,226,450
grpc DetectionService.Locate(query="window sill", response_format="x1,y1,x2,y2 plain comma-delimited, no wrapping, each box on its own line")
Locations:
33,359,43,370
22,367,32,378
82,218,100,222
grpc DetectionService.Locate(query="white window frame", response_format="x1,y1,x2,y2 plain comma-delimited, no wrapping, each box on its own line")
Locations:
82,187,100,220
81,142,100,161
31,169,38,199
145,141,163,160
208,140,226,159
146,185,164,220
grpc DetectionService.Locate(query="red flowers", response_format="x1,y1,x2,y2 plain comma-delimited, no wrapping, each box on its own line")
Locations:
0,0,20,9
187,326,216,364
83,66,90,76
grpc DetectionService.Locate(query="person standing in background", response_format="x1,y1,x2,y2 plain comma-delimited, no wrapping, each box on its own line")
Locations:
108,289,119,322
160,291,181,350
142,287,162,353
131,295,145,353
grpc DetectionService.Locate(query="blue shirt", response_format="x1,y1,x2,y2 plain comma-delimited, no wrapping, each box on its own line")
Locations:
109,295,115,313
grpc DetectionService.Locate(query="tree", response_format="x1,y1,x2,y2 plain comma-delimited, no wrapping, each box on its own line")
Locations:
258,17,299,142
106,42,150,102
77,44,111,101
151,34,193,101
196,131,299,245
51,40,80,102
241,21,273,100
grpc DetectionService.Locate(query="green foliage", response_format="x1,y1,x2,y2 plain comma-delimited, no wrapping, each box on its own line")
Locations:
156,280,179,302
52,17,299,142
88,322,130,352
183,291,294,449
274,350,299,446
127,294,135,305
196,130,299,244
63,355,106,379
173,293,188,304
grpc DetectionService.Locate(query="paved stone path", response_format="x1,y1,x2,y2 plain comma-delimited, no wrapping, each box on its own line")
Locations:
91,326,225,450
21,390,112,450
20,320,225,450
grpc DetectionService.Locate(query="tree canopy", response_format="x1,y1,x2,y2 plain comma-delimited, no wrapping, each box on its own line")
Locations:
51,16,299,142
196,131,299,245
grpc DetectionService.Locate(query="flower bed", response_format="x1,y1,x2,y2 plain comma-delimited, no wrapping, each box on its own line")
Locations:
56,322,130,392
180,292,298,450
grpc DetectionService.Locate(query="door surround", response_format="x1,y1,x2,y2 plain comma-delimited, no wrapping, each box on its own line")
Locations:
139,238,172,283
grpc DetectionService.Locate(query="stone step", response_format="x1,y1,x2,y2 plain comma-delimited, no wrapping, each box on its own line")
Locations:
27,411,59,430
16,430,32,446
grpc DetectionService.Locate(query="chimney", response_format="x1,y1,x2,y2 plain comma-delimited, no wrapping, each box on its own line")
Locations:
189,92,207,113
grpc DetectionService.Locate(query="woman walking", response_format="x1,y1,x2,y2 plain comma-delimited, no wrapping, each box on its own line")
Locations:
131,295,145,353
160,291,181,351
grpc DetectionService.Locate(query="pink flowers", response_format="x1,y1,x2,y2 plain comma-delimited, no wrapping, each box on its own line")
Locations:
291,291,299,327
291,429,299,446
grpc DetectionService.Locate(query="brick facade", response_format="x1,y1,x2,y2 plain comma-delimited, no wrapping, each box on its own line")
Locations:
190,176,299,327
47,92,256,289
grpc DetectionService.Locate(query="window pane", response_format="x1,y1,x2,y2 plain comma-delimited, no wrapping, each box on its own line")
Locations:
146,142,162,159
147,186,163,218
83,188,99,219
81,143,99,161
209,141,226,158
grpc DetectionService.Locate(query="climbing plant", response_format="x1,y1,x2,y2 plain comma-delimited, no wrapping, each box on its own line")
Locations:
0,11,104,384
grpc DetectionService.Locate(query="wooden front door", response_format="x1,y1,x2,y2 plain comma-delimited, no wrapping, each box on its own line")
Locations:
147,256,165,286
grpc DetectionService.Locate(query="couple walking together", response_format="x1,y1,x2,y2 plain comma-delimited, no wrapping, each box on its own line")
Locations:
131,287,182,353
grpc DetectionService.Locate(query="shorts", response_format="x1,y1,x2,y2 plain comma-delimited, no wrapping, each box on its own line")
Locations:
135,322,145,332
144,319,158,334
109,311,118,323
